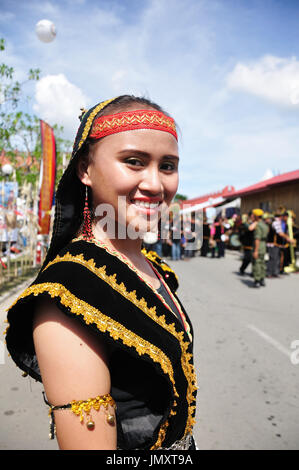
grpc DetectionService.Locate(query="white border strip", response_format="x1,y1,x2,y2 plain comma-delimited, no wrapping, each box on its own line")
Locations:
247,324,291,358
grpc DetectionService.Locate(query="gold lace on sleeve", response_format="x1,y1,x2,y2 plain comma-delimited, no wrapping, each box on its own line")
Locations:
43,392,116,439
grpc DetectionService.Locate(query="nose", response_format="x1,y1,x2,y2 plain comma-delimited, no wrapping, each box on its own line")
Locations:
138,164,163,195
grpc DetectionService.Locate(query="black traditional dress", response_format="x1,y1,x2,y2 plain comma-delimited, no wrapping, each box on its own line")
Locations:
5,239,198,450
5,96,198,450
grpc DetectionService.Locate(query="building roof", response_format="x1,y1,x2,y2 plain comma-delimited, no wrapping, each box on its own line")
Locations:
179,185,235,209
177,169,299,214
229,169,299,198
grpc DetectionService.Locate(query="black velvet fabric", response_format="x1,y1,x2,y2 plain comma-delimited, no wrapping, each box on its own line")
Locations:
108,346,170,450
6,240,197,450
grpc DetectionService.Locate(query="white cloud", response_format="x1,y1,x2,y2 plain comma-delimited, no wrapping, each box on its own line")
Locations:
227,55,299,107
261,169,274,181
33,74,88,138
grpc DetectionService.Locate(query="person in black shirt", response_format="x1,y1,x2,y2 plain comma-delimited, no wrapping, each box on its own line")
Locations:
238,212,256,275
211,216,225,258
265,213,279,277
200,216,210,257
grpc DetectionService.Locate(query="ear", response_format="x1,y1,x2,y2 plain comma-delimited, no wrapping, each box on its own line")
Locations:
76,158,91,186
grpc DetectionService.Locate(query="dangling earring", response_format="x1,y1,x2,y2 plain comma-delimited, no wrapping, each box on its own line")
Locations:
82,185,93,241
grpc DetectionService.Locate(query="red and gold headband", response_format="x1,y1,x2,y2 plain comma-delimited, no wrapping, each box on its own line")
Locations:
89,109,177,141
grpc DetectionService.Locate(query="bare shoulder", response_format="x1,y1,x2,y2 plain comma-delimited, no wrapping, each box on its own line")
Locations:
33,296,111,400
33,297,116,449
33,297,108,361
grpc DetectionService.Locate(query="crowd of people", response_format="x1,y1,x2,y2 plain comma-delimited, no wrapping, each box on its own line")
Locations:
143,211,241,261
237,208,297,287
142,207,298,288
0,204,38,258
2,196,298,291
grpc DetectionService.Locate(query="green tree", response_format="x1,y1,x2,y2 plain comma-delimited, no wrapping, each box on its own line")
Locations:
174,193,188,202
0,38,72,188
53,125,72,190
12,116,72,188
0,38,40,152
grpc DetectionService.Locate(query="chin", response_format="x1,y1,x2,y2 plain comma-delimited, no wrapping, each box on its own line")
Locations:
126,215,159,239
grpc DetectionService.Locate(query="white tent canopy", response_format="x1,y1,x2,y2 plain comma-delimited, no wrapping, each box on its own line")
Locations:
215,197,241,214
179,196,225,215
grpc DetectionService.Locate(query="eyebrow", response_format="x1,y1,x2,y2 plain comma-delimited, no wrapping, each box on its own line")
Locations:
117,149,180,160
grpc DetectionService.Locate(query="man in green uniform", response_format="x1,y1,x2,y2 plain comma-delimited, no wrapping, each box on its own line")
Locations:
252,208,269,287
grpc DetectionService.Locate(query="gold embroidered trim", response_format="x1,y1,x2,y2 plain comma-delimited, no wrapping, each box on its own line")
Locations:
73,236,164,294
45,393,116,438
43,251,197,438
77,98,116,151
43,252,182,340
48,394,116,421
149,262,192,342
71,237,190,340
8,282,178,448
142,249,179,282
69,394,116,423
90,112,176,135
140,253,197,436
154,406,178,450
3,325,9,336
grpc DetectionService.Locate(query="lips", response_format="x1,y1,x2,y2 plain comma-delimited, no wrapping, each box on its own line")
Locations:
129,198,162,214
132,200,160,208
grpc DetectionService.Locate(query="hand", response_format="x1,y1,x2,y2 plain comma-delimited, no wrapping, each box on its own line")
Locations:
249,221,258,230
253,250,258,260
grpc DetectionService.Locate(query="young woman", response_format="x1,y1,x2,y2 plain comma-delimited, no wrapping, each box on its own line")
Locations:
5,95,198,450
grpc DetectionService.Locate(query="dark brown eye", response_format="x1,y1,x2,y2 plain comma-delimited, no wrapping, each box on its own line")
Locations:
160,162,176,171
125,158,144,166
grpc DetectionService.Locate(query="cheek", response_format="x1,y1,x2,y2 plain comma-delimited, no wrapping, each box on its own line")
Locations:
90,162,137,203
164,174,179,203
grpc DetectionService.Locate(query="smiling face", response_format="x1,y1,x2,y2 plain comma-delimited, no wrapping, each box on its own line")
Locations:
78,125,179,238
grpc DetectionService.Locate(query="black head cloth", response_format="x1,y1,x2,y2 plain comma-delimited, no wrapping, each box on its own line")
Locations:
41,97,118,270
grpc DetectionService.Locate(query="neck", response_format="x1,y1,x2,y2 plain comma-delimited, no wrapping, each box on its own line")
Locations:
92,222,144,260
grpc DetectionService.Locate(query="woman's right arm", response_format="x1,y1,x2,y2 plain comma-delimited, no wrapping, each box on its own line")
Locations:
33,298,117,450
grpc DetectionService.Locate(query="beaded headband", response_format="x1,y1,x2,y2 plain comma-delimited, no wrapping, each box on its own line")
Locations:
89,109,178,141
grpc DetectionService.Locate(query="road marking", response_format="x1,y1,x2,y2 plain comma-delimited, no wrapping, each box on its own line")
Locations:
247,324,291,358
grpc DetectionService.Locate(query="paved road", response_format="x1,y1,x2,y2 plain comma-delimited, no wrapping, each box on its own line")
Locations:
0,280,58,450
0,251,298,450
172,251,299,450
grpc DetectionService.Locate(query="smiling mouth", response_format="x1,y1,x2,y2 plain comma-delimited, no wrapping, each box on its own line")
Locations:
129,198,163,213
131,199,161,208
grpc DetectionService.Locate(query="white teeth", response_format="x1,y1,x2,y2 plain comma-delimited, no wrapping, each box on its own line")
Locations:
132,200,160,208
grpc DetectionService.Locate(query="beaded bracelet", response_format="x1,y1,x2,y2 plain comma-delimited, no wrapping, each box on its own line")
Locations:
43,392,116,439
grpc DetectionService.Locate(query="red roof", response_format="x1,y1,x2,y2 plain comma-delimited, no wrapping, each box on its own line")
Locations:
230,169,299,198
0,150,39,169
180,185,235,208
177,169,299,210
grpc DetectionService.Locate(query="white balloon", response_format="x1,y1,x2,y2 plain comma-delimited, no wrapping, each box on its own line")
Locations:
36,19,57,43
2,163,13,175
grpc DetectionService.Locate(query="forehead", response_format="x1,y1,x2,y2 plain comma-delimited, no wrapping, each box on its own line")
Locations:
92,128,179,156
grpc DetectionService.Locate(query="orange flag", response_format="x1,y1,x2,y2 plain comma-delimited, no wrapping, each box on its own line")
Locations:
38,120,56,234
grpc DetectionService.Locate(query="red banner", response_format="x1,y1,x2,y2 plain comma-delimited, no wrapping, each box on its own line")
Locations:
38,120,56,234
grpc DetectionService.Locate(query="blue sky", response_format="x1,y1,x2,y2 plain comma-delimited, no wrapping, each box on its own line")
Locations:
1,0,299,198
